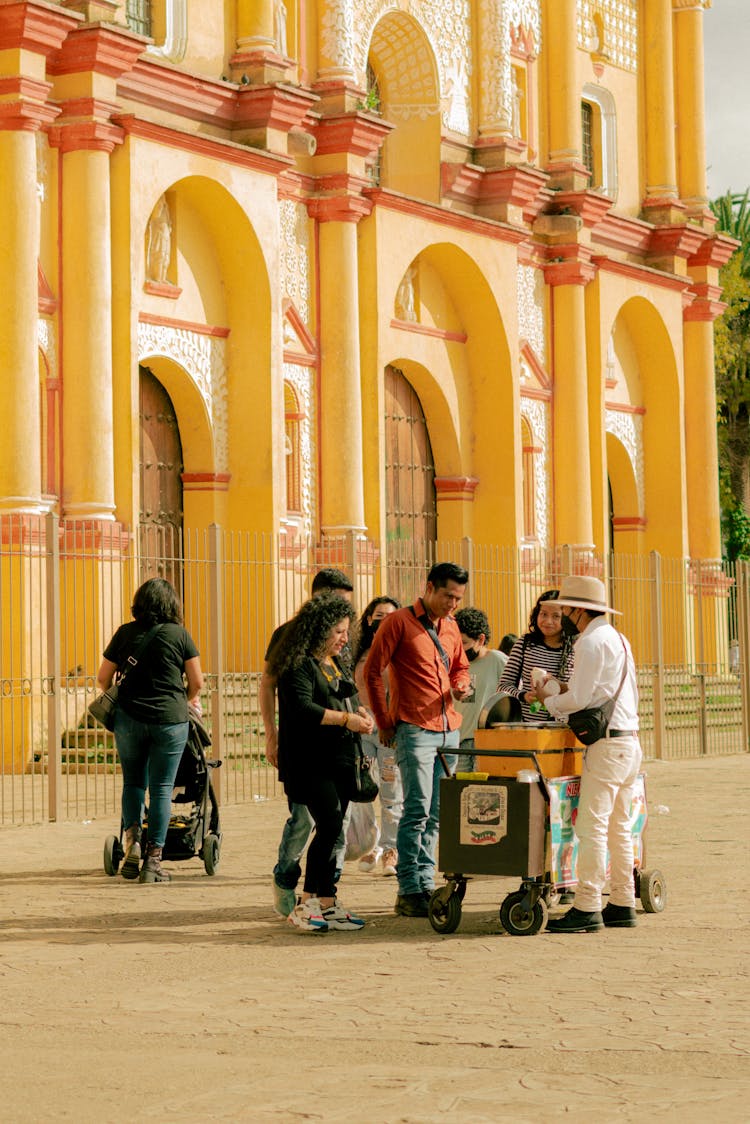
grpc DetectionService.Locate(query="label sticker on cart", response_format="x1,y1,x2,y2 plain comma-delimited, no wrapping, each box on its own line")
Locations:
460,785,508,846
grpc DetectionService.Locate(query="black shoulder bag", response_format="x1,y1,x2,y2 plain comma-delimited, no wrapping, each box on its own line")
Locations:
88,625,163,731
567,635,629,746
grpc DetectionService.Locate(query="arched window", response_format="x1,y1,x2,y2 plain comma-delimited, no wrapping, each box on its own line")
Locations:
521,416,537,541
126,0,152,36
284,382,303,514
580,84,618,199
127,2,188,64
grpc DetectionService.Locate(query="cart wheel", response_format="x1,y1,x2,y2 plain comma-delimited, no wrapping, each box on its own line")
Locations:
203,833,221,876
103,835,121,877
499,891,548,936
639,868,666,913
428,891,462,934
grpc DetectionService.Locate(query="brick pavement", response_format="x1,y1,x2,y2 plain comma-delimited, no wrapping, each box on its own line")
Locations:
1,754,748,1122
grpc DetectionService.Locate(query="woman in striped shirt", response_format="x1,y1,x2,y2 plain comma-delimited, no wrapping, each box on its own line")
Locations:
498,590,576,723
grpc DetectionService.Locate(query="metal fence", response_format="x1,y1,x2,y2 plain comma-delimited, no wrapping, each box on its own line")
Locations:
1,514,748,824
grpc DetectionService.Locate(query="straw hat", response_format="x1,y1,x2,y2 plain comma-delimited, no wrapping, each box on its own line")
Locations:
551,575,621,615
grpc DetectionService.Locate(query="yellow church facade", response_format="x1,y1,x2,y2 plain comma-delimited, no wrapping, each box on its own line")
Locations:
1,0,735,563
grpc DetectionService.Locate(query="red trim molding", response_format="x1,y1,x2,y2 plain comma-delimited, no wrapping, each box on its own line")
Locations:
543,246,597,287
434,476,479,501
390,319,467,344
314,111,393,158
113,114,293,176
612,516,647,531
139,312,230,338
365,187,527,247
592,254,692,295
38,262,56,314
48,23,147,79
605,402,646,415
181,473,231,492
143,280,182,300
520,339,551,388
0,2,81,55
688,232,740,269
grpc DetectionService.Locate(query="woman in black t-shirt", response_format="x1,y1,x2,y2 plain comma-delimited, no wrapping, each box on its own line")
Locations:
97,578,203,883
268,593,374,933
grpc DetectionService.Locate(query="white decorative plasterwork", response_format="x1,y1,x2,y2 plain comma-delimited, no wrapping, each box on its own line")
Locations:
517,264,546,360
478,0,541,135
137,322,228,473
279,199,311,326
577,1,638,72
283,362,316,527
521,397,549,547
37,318,57,379
605,408,644,515
320,0,473,135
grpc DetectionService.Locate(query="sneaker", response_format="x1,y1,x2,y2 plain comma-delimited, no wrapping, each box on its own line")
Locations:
272,878,296,919
381,848,398,877
322,900,366,931
287,897,329,933
358,848,381,873
601,902,637,928
394,892,429,917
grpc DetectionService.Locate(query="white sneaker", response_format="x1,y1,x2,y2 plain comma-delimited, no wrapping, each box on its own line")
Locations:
322,900,365,931
358,848,381,873
381,848,398,877
287,897,329,933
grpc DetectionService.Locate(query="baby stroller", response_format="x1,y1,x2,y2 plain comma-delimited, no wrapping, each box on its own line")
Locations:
103,709,223,877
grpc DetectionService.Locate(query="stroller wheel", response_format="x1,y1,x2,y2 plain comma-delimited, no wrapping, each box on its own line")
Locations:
103,834,122,877
203,833,221,876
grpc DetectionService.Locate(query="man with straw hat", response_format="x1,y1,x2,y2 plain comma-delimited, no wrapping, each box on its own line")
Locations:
532,575,642,933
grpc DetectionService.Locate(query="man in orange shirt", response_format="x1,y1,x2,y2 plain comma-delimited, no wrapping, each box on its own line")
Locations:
364,562,472,917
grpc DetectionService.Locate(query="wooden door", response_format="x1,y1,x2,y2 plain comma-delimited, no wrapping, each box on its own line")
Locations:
384,365,437,599
139,366,183,583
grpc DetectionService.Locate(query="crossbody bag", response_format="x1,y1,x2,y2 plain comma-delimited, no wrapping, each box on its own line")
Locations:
567,634,629,746
87,624,163,731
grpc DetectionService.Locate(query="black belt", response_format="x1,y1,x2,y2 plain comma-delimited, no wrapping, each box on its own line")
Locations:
606,729,637,739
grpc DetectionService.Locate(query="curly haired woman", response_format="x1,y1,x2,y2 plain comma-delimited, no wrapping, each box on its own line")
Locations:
268,593,374,933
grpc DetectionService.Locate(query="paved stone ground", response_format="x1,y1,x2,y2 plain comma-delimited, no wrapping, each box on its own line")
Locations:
1,755,749,1122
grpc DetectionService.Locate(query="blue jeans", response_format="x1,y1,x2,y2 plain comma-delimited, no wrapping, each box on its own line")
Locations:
394,723,458,896
363,731,403,852
273,800,348,889
456,737,476,774
113,710,189,849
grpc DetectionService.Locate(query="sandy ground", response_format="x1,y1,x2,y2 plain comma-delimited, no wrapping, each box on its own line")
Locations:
1,755,749,1123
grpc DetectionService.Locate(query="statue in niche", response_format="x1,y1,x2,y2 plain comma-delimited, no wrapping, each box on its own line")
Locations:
395,265,417,322
274,0,288,57
146,195,172,284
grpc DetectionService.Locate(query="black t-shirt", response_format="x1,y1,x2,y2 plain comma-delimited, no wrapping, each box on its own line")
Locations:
103,621,199,725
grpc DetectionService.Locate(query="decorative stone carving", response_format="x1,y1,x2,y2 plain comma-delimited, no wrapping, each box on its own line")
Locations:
321,0,474,135
279,199,311,326
274,0,288,56
137,322,229,473
38,318,57,380
478,0,540,135
605,408,644,515
146,196,172,284
521,396,549,547
284,361,316,526
517,264,546,360
394,264,417,321
577,1,638,72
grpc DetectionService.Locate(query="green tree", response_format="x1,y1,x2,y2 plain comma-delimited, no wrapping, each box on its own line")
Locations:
710,190,750,559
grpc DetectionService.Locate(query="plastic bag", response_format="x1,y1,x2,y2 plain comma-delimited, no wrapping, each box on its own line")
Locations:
345,800,379,861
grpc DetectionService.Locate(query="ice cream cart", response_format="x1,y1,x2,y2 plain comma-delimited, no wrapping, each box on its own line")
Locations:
427,724,667,936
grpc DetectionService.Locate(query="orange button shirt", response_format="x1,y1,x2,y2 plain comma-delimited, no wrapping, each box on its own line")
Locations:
363,599,470,733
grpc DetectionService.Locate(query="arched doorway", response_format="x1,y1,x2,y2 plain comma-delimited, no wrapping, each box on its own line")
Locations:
139,365,183,583
384,365,437,599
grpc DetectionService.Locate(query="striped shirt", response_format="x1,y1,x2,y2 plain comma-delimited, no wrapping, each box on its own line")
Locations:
498,635,574,723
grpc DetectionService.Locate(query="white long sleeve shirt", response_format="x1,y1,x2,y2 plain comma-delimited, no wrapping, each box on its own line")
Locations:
543,616,639,732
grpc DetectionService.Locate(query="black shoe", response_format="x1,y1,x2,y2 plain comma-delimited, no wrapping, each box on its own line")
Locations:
546,907,603,933
395,893,429,917
601,902,637,928
421,889,434,903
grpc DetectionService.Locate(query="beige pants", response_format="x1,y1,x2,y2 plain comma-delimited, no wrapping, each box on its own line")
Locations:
574,735,643,912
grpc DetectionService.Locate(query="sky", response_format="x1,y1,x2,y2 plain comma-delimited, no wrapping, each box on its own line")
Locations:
703,0,750,199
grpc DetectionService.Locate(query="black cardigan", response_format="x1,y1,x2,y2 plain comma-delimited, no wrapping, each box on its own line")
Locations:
277,656,358,800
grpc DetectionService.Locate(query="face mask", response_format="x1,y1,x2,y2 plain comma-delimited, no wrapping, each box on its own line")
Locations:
465,646,480,661
564,611,579,635
371,619,382,633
